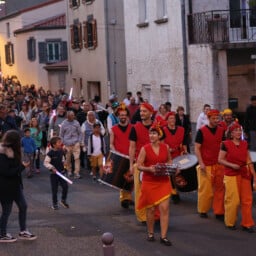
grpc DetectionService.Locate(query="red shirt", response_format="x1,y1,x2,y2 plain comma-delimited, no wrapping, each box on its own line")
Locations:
143,143,170,182
112,124,132,155
133,122,151,158
200,125,224,165
163,126,185,158
222,140,248,177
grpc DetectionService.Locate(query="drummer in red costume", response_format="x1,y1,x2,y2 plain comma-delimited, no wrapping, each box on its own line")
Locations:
110,103,133,209
218,122,256,232
163,111,187,204
129,102,159,223
195,109,225,220
137,123,172,246
219,108,233,131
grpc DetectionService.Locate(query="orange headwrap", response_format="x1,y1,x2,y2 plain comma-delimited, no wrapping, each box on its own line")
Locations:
150,122,163,138
207,109,220,118
165,111,176,120
116,102,128,114
140,102,154,113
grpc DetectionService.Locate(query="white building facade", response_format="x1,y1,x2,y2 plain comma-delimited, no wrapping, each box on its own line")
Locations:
0,0,67,90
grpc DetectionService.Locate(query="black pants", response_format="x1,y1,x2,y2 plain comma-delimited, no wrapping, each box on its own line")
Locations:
50,174,68,205
0,187,27,236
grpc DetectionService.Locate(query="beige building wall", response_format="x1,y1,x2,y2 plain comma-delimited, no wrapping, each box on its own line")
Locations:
0,0,66,88
67,0,127,103
67,2,109,101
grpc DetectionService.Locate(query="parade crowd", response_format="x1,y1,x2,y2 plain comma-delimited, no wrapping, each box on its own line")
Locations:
0,76,256,246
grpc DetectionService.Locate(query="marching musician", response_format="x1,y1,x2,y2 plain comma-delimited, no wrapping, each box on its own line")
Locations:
218,122,256,232
219,108,234,131
163,111,187,204
137,123,172,246
195,109,225,220
109,103,134,209
129,102,160,223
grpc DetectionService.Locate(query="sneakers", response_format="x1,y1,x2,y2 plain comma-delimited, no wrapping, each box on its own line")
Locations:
0,233,17,243
74,174,81,179
51,204,59,210
19,230,37,241
60,200,69,208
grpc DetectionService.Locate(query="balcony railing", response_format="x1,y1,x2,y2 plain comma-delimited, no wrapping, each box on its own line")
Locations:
188,9,256,44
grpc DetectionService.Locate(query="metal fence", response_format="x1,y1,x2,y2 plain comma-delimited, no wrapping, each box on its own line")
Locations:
188,9,256,44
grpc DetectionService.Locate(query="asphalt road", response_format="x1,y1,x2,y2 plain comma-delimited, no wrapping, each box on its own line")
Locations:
1,165,256,256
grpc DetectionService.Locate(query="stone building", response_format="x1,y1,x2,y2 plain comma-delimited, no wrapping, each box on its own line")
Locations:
124,0,256,122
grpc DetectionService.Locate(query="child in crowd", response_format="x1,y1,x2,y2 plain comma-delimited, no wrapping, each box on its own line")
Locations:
21,128,37,178
87,122,106,182
30,117,42,173
43,136,69,210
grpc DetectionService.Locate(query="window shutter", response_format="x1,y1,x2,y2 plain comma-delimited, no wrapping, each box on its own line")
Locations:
83,21,88,48
27,38,36,61
38,42,47,63
61,41,68,60
70,25,75,49
5,43,14,65
92,19,98,49
10,43,14,65
78,23,83,49
5,44,10,65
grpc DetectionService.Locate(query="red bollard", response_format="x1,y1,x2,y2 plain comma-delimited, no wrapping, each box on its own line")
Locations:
102,232,115,256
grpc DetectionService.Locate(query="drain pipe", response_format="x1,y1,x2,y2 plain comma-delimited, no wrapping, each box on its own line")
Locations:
104,0,111,97
181,0,190,115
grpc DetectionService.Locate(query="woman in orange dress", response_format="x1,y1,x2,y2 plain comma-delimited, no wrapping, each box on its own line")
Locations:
137,123,172,246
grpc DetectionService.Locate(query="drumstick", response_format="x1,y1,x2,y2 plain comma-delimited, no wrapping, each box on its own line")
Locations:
97,179,123,191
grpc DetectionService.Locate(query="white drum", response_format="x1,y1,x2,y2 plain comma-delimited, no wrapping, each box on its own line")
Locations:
250,151,256,163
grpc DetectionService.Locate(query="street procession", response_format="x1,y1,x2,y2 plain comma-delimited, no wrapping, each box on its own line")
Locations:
1,0,256,256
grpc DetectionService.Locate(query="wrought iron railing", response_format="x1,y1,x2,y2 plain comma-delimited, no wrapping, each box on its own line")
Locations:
188,9,256,44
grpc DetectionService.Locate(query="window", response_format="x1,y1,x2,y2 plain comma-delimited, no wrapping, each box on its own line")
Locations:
69,0,80,8
160,84,171,103
83,16,98,49
6,22,10,38
27,37,36,61
142,84,151,102
38,40,67,64
70,22,82,50
5,42,14,66
137,0,149,27
82,0,94,4
155,0,168,24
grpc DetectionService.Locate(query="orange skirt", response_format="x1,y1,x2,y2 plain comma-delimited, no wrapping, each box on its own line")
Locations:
137,180,172,210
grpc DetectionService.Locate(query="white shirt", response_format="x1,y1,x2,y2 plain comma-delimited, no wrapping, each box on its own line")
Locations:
91,135,102,156
196,112,209,130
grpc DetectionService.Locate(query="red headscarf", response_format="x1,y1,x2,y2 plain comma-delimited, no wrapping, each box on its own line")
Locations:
140,102,154,113
228,122,242,133
165,111,176,120
207,109,220,118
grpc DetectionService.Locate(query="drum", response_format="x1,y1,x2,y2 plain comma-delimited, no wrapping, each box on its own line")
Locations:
99,150,133,191
172,154,198,192
250,151,256,163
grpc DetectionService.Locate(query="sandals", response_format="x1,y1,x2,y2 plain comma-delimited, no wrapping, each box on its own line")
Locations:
147,233,155,242
160,237,172,246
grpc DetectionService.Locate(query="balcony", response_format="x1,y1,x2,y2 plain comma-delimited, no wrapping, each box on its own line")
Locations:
188,9,256,44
